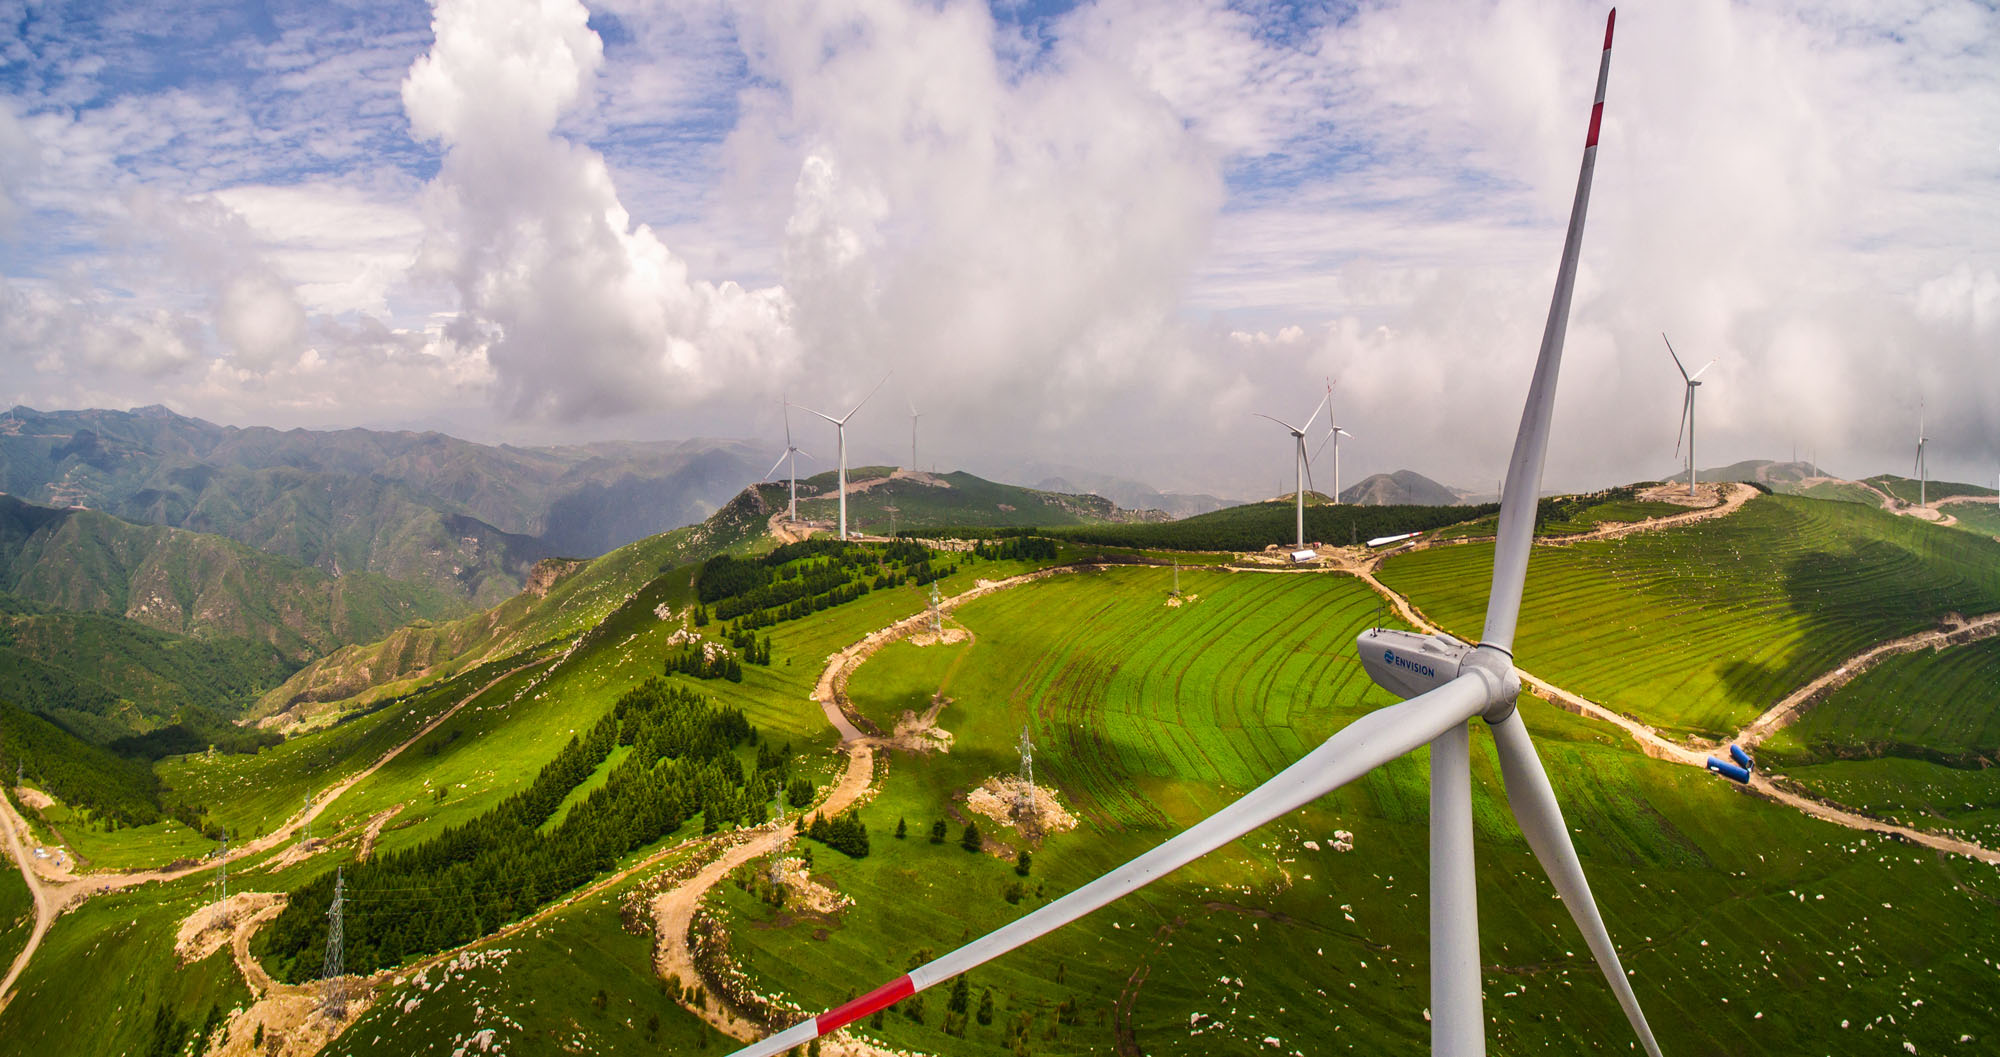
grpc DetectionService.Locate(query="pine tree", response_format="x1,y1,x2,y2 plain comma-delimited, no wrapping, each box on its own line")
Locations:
894,817,907,839
1015,850,1032,876
947,975,970,1015
929,819,948,844
960,820,981,852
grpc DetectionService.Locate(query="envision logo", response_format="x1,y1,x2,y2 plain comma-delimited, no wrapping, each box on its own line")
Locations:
1383,649,1437,679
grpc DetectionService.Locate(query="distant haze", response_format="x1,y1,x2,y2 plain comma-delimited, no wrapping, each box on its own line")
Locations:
2,1,1995,499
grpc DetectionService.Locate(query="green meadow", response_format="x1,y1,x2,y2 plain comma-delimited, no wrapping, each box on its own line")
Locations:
1379,494,2000,740
715,564,2000,1056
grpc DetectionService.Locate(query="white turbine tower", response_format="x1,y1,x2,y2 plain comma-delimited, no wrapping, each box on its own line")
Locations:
1664,334,1715,497
728,13,1660,1057
1311,378,1356,505
907,398,922,471
1256,392,1330,552
1914,403,1928,508
796,373,891,540
763,398,814,522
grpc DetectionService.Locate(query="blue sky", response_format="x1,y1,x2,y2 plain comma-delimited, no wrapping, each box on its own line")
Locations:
2,0,1996,497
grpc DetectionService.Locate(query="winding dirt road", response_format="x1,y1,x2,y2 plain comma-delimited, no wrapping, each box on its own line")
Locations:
0,656,545,1009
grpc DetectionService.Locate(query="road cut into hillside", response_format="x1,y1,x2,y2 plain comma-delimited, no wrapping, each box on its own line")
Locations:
0,656,545,1012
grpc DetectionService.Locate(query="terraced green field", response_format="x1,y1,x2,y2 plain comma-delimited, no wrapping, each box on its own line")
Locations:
717,564,2000,1056
1792,480,1884,507
1380,494,2000,739
1759,635,2000,845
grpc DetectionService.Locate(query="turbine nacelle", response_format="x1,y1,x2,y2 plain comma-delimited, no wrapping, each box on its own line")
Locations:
1357,628,1473,701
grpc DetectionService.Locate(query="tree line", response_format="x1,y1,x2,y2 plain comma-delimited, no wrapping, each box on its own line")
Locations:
256,678,783,982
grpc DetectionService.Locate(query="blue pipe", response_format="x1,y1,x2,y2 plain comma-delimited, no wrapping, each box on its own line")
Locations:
1706,756,1750,784
1728,743,1753,771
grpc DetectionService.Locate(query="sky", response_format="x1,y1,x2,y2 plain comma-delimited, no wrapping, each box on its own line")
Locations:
2,0,1996,500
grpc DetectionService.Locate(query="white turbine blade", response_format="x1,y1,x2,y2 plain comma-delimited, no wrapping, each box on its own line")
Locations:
1299,390,1331,434
1253,412,1305,435
783,394,793,448
794,403,842,427
1662,333,1689,382
1674,389,1690,459
1311,430,1334,462
1488,711,1664,1057
1336,427,1355,438
1304,439,1317,496
1481,9,1615,655
794,447,816,463
841,369,894,422
1688,357,1717,382
724,674,1496,1057
763,450,790,481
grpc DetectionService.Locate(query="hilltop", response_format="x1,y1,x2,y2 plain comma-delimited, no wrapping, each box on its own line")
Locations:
786,467,1168,532
1337,469,1463,506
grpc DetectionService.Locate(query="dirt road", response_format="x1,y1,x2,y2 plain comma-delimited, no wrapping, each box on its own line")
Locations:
0,791,59,1009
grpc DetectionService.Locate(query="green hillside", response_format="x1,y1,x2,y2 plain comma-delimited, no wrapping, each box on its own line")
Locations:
249,483,782,723
1023,497,1493,551
1868,474,1996,506
788,468,1148,533
0,594,293,741
0,495,460,663
0,700,168,828
1379,493,2000,739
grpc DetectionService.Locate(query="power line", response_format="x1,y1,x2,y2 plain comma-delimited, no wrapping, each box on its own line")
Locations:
321,867,346,1021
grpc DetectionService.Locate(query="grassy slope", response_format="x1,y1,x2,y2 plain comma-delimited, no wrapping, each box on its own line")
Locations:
251,487,777,721
1945,501,2000,539
1790,480,1884,506
1868,474,1997,506
1379,494,2000,739
0,839,30,973
1759,635,2000,845
723,565,2000,1056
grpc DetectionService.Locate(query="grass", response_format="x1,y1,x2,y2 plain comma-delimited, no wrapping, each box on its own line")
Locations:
1436,497,1688,540
0,844,30,974
324,849,730,1057
1758,635,2000,845
1868,474,1997,506
1792,480,1884,507
791,469,1124,532
0,874,250,1057
1944,500,2000,539
713,564,2000,1056
35,799,215,871
1378,494,2000,739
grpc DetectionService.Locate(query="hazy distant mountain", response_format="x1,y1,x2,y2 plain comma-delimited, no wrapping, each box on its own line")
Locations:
1010,461,1244,518
1338,470,1462,506
0,405,766,600
1665,459,1825,487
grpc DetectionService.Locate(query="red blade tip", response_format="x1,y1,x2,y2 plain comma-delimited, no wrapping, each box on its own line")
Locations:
1604,9,1616,49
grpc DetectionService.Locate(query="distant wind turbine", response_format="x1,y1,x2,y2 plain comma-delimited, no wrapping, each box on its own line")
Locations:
763,398,814,521
795,372,892,540
1256,391,1330,551
1310,378,1355,505
908,398,922,472
1914,402,1928,508
725,15,1663,1057
1664,333,1715,496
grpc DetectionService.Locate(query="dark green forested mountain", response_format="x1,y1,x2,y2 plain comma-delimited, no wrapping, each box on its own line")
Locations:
0,495,459,664
0,405,766,602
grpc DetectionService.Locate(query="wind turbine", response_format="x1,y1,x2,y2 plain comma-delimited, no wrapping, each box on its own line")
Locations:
907,398,922,472
1664,333,1715,496
727,12,1657,1057
762,399,813,522
1256,392,1330,551
1311,377,1356,505
795,373,891,541
1914,402,1928,508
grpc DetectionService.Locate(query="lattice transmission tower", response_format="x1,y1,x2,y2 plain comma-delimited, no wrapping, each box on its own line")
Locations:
321,867,346,1020
1015,725,1035,826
